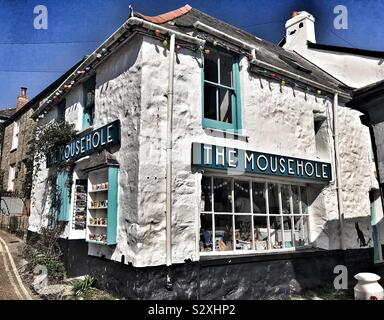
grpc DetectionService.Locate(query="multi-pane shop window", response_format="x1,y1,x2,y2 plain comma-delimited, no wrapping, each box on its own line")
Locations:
200,176,310,253
203,48,240,131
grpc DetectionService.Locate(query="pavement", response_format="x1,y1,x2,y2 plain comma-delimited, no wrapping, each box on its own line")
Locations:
0,230,33,300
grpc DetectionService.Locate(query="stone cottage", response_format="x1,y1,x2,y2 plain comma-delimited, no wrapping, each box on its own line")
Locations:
28,5,381,299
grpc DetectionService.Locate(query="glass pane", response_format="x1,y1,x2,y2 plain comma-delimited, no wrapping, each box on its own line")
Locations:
215,215,233,251
218,88,232,123
204,50,219,83
269,216,283,249
292,185,300,214
268,183,279,214
300,186,308,214
254,216,268,251
204,85,217,120
235,216,252,250
220,54,233,87
200,214,213,252
213,177,232,212
283,216,294,248
234,180,250,213
201,176,212,212
281,184,291,214
252,182,266,213
293,216,310,246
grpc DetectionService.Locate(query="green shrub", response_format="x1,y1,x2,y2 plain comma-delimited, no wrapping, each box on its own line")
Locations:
73,275,96,299
27,253,66,284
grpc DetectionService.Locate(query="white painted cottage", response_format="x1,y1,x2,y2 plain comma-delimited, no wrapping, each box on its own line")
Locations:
28,5,383,299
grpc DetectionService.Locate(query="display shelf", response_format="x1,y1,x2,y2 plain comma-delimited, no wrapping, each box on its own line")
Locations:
72,179,87,230
88,189,109,193
87,240,107,245
85,166,118,246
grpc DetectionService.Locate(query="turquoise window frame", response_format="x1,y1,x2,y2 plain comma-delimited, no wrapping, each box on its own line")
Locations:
82,77,95,130
57,170,71,221
201,48,242,132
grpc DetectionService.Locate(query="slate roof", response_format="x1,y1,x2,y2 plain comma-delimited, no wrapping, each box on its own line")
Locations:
307,41,384,59
135,5,351,96
346,79,384,110
0,107,16,120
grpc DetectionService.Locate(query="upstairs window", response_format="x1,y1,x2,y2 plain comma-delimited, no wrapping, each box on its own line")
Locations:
8,164,15,191
58,99,66,123
82,76,95,129
11,120,20,151
203,48,241,131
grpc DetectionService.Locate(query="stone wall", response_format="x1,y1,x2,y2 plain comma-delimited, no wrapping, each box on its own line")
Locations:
1,108,36,196
55,234,374,299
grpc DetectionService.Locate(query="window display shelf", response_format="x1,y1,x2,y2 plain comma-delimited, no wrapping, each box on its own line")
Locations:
88,189,109,193
85,166,118,246
87,240,107,245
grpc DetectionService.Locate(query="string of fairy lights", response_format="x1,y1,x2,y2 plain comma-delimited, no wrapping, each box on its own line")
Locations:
36,26,332,120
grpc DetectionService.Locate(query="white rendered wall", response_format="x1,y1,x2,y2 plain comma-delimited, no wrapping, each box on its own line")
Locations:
29,34,379,268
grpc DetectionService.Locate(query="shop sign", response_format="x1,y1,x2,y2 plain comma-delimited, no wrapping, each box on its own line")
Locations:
192,143,332,182
47,120,120,167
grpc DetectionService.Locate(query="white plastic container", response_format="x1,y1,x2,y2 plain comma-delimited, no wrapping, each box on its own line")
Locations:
354,273,384,300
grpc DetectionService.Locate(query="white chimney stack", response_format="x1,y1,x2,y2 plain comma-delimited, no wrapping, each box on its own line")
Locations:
284,11,316,50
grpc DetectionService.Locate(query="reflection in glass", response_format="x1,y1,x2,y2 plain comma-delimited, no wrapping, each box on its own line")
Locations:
254,216,268,251
281,184,291,214
294,216,310,246
204,50,218,83
292,185,300,214
234,180,250,213
283,216,293,248
219,89,232,123
220,54,233,87
215,215,233,251
204,85,217,120
301,186,308,214
213,178,232,212
200,214,212,252
252,182,266,213
268,183,279,214
235,216,252,250
269,216,283,249
201,176,212,212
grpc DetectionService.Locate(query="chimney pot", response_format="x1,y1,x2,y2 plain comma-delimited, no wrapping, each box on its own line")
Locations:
16,86,29,111
20,87,27,97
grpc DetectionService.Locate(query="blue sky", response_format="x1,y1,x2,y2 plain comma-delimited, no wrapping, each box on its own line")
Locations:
0,0,383,107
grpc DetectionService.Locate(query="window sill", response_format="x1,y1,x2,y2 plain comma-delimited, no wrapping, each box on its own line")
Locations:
203,127,249,140
199,246,328,266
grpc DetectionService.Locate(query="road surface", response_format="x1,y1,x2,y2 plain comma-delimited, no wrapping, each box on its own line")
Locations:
0,232,31,300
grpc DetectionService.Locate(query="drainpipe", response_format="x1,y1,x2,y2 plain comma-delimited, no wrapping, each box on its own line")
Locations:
333,93,346,250
166,33,176,267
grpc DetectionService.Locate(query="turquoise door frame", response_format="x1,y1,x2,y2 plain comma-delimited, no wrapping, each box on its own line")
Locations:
370,191,382,262
107,166,119,245
57,170,71,221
